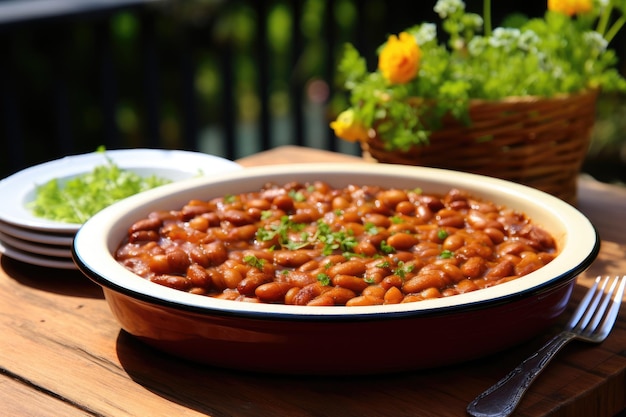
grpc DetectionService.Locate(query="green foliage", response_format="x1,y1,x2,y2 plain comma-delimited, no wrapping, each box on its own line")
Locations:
336,0,626,151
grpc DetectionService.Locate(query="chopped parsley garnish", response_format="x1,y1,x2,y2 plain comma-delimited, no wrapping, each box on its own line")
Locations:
317,273,331,286
393,261,415,278
439,250,455,259
288,189,306,202
380,240,395,254
243,255,266,269
437,229,449,240
364,222,379,235
28,150,171,223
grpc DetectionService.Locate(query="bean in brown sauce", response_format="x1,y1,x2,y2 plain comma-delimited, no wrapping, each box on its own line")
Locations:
115,182,557,306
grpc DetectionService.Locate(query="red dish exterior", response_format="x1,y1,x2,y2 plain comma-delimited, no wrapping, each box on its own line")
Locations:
102,277,574,375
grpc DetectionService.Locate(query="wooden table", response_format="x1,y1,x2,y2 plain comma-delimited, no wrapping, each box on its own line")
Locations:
1,145,625,417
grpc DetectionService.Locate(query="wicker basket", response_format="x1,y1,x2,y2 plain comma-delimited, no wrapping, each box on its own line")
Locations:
362,89,599,205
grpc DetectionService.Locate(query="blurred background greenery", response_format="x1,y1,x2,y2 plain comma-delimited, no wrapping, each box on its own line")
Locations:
1,0,624,183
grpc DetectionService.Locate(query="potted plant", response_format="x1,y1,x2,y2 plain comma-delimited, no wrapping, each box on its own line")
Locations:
330,0,626,204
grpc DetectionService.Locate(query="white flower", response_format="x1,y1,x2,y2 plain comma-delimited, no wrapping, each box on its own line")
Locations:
434,0,465,19
467,36,488,56
517,30,540,52
488,28,521,51
583,31,609,54
415,23,438,44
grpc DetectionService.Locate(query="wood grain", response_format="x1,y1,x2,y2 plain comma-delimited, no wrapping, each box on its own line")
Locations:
1,146,624,417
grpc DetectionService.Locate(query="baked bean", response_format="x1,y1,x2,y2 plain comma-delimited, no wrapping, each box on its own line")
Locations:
442,234,465,251
332,274,370,293
484,227,505,244
456,242,493,260
386,233,419,251
273,250,314,267
515,252,545,276
415,204,434,222
383,286,404,304
187,263,211,287
307,294,335,306
403,269,447,294
255,282,294,303
188,216,209,232
466,210,490,230
381,274,404,290
401,294,425,303
272,194,295,212
223,209,254,226
129,230,159,243
237,272,273,296
461,256,487,278
201,241,228,266
354,241,378,257
129,217,162,234
486,259,515,280
362,285,386,299
247,199,272,211
331,195,350,210
441,263,465,282
116,181,557,306
292,283,327,305
413,242,440,259
221,268,244,289
520,225,556,250
281,270,316,287
228,224,258,242
284,286,301,305
436,209,465,228
327,259,367,278
420,287,442,299
315,287,356,305
181,203,212,220
395,200,415,215
497,241,533,256
456,278,479,293
151,274,190,291
346,295,384,306
165,248,190,273
377,189,408,207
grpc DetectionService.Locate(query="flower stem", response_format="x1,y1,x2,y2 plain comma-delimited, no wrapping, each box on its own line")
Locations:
604,15,626,44
483,0,492,36
596,2,612,36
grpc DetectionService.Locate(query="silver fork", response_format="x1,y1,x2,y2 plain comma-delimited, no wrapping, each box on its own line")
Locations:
467,275,626,417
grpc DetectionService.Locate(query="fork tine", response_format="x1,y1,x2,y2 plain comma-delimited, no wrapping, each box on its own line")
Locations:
566,276,602,329
577,276,609,330
592,276,626,341
586,276,621,331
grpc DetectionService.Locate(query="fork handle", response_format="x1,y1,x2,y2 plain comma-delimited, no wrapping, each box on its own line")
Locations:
466,331,576,417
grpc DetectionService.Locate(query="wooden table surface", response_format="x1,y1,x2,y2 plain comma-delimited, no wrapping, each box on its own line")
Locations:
1,145,625,417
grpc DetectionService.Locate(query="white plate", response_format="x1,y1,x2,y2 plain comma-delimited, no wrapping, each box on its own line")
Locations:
0,240,76,269
0,231,71,258
0,149,241,234
0,220,75,246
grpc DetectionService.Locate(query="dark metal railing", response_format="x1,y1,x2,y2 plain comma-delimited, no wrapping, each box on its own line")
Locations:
1,0,624,182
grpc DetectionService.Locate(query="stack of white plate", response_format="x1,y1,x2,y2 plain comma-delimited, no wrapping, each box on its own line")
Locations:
0,149,242,269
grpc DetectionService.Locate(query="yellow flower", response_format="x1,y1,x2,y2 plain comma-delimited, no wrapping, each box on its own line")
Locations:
547,0,592,16
330,109,369,142
378,32,421,84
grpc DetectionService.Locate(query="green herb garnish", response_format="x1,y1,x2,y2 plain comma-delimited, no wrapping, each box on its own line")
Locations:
28,150,171,223
317,273,331,286
243,255,266,270
439,250,455,259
